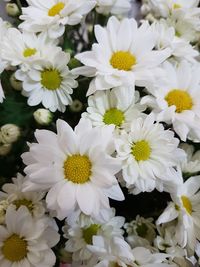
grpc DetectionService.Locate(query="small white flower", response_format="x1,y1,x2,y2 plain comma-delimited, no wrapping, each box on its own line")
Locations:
115,114,185,194
0,173,46,218
15,50,78,112
0,206,59,267
63,208,125,262
19,0,96,39
82,87,145,131
142,60,200,141
73,16,170,95
157,173,200,253
22,118,124,220
96,0,131,16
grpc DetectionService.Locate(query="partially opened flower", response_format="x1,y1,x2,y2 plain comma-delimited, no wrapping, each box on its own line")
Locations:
22,118,124,220
73,16,170,95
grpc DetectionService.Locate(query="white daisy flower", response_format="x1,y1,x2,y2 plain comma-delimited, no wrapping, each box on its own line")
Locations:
63,208,125,262
141,60,200,142
15,49,78,112
141,0,199,19
180,144,200,174
73,16,170,96
0,205,59,267
115,114,185,194
157,173,200,253
1,28,59,70
0,173,46,218
22,118,124,220
151,20,198,61
82,87,146,131
0,18,10,103
96,0,131,16
19,0,96,39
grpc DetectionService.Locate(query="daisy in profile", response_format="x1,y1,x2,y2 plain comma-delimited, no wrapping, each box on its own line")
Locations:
157,174,200,253
63,208,124,262
0,173,46,218
0,206,59,267
19,0,96,38
1,28,59,70
15,49,78,112
115,114,185,194
96,0,131,16
141,60,200,141
73,16,170,95
82,87,145,131
22,118,124,220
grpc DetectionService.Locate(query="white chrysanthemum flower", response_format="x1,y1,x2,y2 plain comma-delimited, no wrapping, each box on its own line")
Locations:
0,206,59,267
157,173,200,253
22,118,124,220
88,236,136,267
1,28,59,70
15,50,78,112
141,0,199,18
115,114,185,194
96,0,131,16
0,18,10,103
19,0,96,39
124,215,156,247
142,60,200,142
82,87,145,131
180,144,200,174
151,20,198,61
0,173,46,218
73,16,170,96
63,208,124,262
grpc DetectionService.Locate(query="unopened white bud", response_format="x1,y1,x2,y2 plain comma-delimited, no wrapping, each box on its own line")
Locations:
33,108,53,125
0,143,12,156
69,99,83,113
10,73,22,91
6,3,20,17
0,200,9,224
1,124,20,144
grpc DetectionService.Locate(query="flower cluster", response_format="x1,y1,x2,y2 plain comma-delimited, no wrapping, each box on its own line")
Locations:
0,0,200,266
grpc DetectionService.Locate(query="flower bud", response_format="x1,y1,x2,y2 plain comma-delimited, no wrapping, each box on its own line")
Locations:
69,99,83,113
1,124,20,144
33,108,53,126
6,3,20,17
0,143,12,156
10,73,22,91
0,200,9,224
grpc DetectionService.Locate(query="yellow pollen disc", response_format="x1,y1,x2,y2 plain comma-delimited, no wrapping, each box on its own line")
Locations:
48,2,65,16
41,69,62,90
82,224,100,244
181,195,192,215
173,3,182,9
63,155,92,184
23,48,37,58
2,234,27,262
110,51,136,71
132,140,151,161
103,108,125,127
13,199,33,212
165,89,193,113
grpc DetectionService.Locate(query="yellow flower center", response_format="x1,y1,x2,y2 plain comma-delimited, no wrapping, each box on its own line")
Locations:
173,3,182,9
181,195,192,215
13,199,34,212
165,89,193,113
48,2,65,16
41,69,62,90
110,51,136,71
63,155,92,184
23,48,37,58
2,234,27,262
103,108,125,127
82,224,100,244
132,140,151,161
